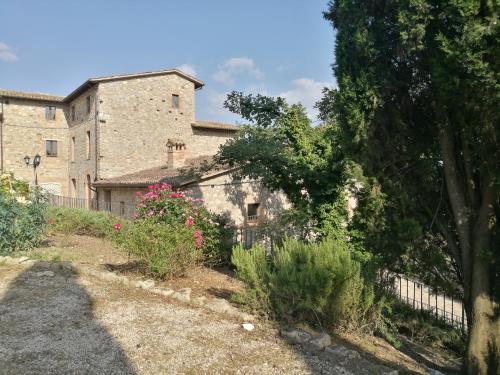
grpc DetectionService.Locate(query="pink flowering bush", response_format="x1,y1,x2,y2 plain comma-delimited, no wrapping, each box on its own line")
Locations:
117,183,234,278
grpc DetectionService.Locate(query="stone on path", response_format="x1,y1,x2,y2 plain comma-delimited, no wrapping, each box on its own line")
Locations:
308,333,331,350
281,329,311,345
242,323,255,331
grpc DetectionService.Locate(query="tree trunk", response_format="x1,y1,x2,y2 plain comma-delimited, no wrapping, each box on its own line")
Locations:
465,255,499,374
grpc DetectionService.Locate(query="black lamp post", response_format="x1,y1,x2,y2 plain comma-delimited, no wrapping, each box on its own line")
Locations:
24,153,41,186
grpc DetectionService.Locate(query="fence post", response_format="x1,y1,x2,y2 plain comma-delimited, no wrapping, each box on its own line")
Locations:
435,291,438,319
420,283,423,311
399,276,402,299
462,304,465,332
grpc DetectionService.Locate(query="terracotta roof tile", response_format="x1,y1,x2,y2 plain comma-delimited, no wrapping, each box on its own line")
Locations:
92,156,224,188
192,120,240,131
0,89,64,102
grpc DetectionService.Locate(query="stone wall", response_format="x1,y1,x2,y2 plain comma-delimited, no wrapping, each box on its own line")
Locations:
68,86,98,198
97,74,196,179
187,174,290,227
0,98,69,195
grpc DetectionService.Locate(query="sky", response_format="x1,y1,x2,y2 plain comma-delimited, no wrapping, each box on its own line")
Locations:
0,0,336,123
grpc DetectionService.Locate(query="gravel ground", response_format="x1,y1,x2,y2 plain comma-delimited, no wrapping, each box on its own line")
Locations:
0,262,398,375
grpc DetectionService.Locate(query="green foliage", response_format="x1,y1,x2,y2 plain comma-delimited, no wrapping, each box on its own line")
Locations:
0,192,47,254
324,1,499,368
47,206,128,239
0,172,30,199
119,220,202,279
135,183,232,265
385,296,466,356
215,92,350,238
232,238,382,331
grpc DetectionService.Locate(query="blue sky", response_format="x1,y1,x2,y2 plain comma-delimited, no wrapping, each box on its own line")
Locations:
0,0,335,123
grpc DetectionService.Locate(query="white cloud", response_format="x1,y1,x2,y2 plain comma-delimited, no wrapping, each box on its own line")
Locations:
279,78,333,120
0,42,18,62
176,63,196,77
204,89,229,117
213,57,263,85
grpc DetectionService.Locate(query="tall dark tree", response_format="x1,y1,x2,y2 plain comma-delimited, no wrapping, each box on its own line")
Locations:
324,0,499,373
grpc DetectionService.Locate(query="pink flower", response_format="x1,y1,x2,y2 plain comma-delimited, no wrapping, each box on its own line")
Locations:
193,230,204,249
147,210,155,217
114,223,122,232
186,216,194,227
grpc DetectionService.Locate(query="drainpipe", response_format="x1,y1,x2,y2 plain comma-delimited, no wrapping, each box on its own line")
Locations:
94,89,99,203
0,95,4,174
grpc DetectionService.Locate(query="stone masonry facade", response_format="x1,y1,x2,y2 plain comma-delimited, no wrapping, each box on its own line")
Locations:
0,68,288,225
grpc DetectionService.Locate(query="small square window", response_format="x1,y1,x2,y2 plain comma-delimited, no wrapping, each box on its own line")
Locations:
46,140,58,157
45,106,56,120
172,94,179,109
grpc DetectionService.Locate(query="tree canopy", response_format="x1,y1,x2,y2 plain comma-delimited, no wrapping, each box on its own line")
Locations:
324,0,499,372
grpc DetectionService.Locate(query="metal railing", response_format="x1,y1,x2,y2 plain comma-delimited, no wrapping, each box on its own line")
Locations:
381,271,467,332
46,194,137,219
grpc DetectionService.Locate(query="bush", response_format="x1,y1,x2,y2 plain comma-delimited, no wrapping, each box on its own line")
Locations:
232,238,381,331
47,206,128,238
383,296,466,355
119,220,203,279
134,183,232,265
0,192,47,254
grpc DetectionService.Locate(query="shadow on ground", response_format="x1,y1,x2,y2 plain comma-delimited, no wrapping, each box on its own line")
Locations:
0,262,136,375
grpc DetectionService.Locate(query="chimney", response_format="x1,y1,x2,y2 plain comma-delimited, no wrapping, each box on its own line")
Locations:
166,139,186,169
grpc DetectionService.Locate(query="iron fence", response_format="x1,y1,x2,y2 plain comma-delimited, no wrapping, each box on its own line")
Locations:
46,194,137,219
381,271,467,332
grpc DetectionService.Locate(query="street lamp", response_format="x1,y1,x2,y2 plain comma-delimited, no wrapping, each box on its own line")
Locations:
24,153,41,186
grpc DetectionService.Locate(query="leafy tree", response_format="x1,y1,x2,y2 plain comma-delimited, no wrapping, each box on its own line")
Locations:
216,92,349,238
324,0,499,373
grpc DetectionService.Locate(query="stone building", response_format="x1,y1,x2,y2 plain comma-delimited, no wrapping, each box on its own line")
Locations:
0,68,288,225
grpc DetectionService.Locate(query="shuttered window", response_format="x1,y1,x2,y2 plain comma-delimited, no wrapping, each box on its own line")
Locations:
45,106,56,120
46,140,58,157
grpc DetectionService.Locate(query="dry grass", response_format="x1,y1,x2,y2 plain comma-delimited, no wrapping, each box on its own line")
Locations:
6,234,460,374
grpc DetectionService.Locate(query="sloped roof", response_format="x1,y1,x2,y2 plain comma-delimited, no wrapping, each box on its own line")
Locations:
92,156,230,188
192,120,240,132
0,89,64,102
1,68,204,104
65,68,204,102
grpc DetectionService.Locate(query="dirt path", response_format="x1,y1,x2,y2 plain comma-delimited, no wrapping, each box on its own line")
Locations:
0,235,459,374
0,261,389,375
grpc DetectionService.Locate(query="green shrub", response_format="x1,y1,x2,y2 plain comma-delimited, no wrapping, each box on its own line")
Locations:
47,206,127,238
383,296,466,355
232,238,381,331
119,220,203,279
135,183,233,265
0,192,47,254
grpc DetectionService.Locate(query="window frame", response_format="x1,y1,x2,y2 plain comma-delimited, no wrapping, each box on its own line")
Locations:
86,130,91,160
45,139,58,157
86,96,92,114
247,203,260,221
171,94,180,109
45,105,56,120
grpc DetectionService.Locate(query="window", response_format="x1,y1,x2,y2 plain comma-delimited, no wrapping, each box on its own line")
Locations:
247,203,260,221
104,190,111,212
71,105,75,121
86,131,91,159
45,106,56,120
45,140,58,157
120,201,125,216
172,94,179,109
71,178,77,198
86,96,92,114
70,136,75,162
